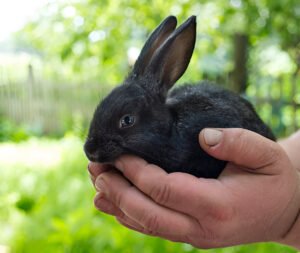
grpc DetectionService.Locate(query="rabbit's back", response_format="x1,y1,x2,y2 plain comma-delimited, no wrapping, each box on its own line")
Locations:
160,82,275,177
167,82,275,141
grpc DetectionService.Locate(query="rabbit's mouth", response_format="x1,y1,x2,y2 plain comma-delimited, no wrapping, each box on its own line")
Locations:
85,148,122,163
84,137,124,163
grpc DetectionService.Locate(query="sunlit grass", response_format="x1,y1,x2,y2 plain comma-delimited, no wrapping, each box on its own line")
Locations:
0,138,63,169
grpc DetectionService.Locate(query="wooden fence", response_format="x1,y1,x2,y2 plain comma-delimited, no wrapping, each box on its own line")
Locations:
0,64,299,137
0,65,110,135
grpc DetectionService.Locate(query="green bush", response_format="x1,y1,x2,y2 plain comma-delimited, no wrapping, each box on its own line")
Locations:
0,117,30,142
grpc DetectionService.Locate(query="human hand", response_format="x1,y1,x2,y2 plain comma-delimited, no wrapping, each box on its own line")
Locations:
88,128,300,249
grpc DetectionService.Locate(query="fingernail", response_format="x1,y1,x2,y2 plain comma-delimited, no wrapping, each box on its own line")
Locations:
203,128,223,146
95,176,106,192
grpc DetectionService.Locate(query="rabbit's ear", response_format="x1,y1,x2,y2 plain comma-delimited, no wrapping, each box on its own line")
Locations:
148,16,196,95
132,16,177,76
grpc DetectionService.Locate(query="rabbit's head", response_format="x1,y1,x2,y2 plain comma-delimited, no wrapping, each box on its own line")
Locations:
84,16,196,163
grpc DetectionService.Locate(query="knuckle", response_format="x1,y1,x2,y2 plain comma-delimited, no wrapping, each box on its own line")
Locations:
129,167,148,187
124,159,150,184
142,213,160,232
103,172,132,209
224,128,247,156
257,141,284,168
228,129,284,168
232,128,248,150
149,180,171,205
187,220,217,246
133,171,146,187
142,228,159,236
112,186,129,208
113,185,143,215
112,191,123,207
268,143,284,161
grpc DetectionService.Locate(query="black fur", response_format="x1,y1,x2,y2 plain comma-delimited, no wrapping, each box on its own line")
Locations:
84,16,275,178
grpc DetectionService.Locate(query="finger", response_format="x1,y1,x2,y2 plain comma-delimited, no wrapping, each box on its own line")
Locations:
88,162,115,185
116,215,149,233
94,190,150,232
94,191,124,217
116,213,185,242
116,216,188,244
114,156,231,220
199,128,285,174
97,170,199,238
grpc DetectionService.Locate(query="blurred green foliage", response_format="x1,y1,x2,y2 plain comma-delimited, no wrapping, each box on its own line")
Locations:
16,0,300,83
0,137,297,253
0,117,31,142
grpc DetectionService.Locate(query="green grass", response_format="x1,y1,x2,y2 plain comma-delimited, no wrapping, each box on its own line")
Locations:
0,137,297,253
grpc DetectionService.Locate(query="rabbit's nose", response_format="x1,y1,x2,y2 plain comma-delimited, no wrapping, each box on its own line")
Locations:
84,138,99,161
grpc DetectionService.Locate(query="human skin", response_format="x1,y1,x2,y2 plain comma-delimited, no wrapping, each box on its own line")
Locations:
279,130,300,172
88,128,300,249
277,130,300,249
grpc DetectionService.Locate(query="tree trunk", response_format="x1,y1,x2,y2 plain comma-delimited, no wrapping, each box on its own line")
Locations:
230,33,249,93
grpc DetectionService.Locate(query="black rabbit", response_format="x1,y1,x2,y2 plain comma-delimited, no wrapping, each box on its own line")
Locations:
84,16,275,178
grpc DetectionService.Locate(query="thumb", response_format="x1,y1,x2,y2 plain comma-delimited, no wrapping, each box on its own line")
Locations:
199,128,283,172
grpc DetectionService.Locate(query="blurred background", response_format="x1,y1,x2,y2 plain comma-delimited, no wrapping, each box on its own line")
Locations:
0,0,299,252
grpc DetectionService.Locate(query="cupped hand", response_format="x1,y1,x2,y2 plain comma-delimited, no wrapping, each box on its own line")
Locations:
88,128,300,249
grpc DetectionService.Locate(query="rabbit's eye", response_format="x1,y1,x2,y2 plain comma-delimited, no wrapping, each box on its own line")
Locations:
119,114,135,129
